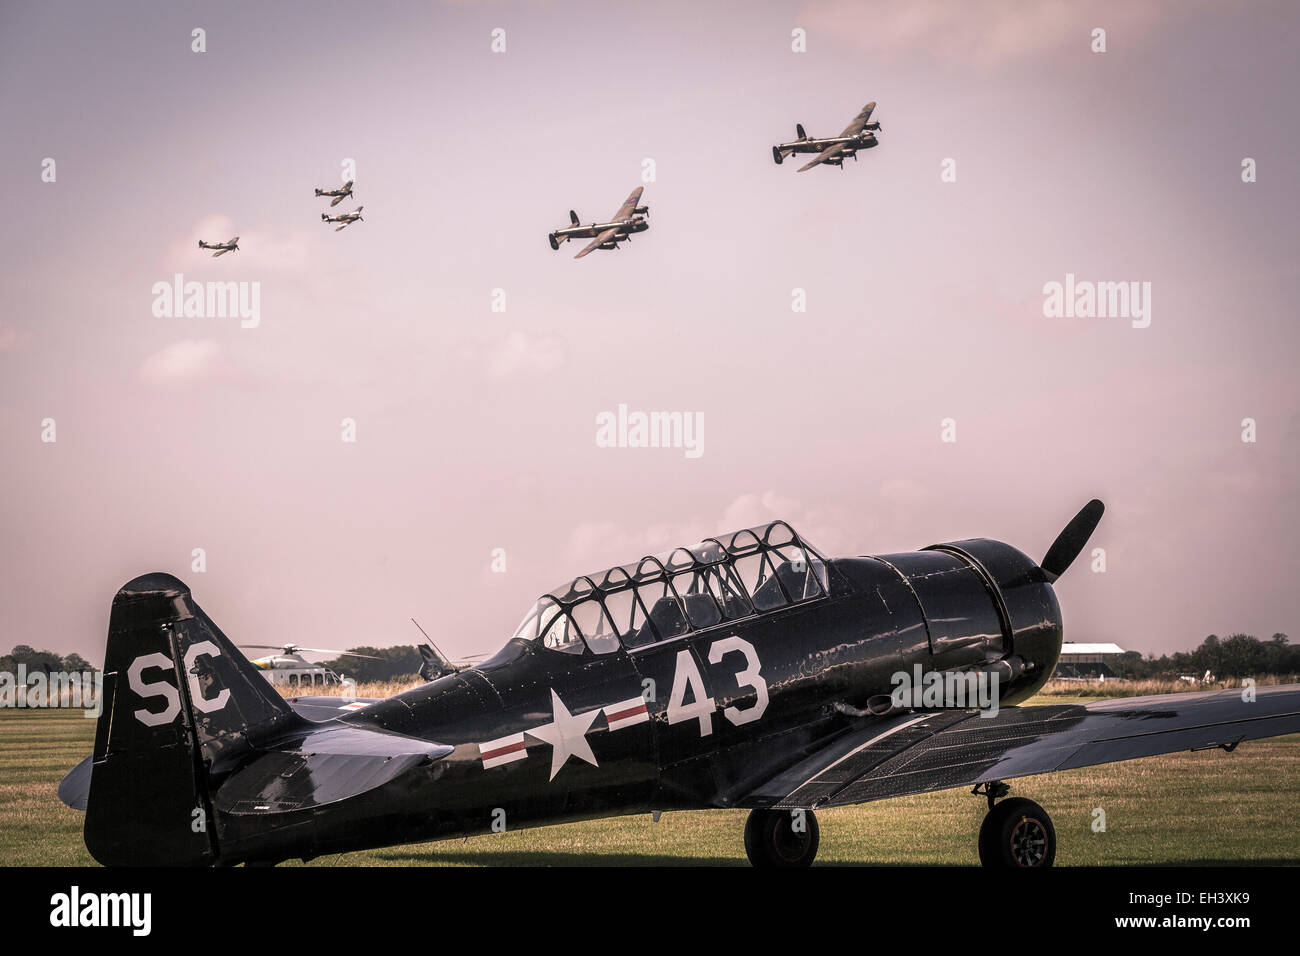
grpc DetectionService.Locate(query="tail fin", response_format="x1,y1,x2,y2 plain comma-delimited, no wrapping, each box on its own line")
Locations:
83,573,301,866
570,209,579,226
796,123,806,140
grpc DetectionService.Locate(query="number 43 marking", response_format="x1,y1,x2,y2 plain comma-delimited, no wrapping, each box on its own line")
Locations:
667,636,768,737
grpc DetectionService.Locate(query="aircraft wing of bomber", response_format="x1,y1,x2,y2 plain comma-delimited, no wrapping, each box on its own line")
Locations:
59,502,1300,868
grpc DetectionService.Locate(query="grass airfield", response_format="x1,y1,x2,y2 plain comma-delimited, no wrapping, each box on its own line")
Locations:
3,693,1297,867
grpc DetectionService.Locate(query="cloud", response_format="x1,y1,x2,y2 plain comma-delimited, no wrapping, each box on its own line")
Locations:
720,491,805,529
879,478,930,506
801,0,1169,69
140,339,221,386
0,323,26,351
486,330,566,379
561,492,852,571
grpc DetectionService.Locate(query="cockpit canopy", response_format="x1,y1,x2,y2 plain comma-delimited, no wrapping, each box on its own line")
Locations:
507,521,830,657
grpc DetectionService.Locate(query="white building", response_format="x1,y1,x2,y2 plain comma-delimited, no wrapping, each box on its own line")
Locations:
1054,642,1127,679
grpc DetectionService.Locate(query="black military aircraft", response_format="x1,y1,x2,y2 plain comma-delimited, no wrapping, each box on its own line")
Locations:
412,619,488,682
59,500,1300,867
773,101,882,171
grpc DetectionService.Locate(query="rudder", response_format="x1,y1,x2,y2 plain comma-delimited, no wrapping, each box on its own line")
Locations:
84,573,301,866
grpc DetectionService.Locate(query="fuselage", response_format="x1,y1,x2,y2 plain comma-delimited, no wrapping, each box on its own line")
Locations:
215,534,1063,864
779,132,879,154
553,216,649,241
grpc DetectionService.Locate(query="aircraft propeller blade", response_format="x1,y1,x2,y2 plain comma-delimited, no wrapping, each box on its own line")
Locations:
1040,499,1105,583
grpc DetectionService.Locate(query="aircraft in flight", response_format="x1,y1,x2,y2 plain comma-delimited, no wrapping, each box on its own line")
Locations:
773,101,882,171
548,186,649,258
197,237,239,257
314,180,355,207
58,501,1300,867
322,206,363,231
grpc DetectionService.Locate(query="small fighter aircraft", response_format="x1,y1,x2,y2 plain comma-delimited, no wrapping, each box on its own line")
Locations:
773,101,882,171
58,500,1300,868
549,186,649,259
314,180,354,207
322,206,363,231
197,237,239,257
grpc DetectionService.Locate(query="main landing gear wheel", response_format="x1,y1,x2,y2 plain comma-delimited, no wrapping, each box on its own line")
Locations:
978,797,1056,869
744,808,819,867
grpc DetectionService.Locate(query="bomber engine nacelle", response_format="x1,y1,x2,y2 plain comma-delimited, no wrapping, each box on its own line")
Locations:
634,205,649,216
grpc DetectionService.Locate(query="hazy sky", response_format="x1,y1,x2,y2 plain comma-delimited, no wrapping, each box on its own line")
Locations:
1,0,1296,666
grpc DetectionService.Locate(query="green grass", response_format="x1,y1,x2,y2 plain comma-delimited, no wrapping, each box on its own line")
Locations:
2,702,1297,866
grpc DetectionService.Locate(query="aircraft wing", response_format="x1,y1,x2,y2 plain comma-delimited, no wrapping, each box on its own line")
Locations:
330,194,346,206
839,101,875,137
739,685,1300,810
611,186,644,222
798,143,846,172
575,226,619,259
211,248,231,257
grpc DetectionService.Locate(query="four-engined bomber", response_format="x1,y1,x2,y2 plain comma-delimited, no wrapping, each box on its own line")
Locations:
549,186,649,258
772,101,882,171
59,500,1300,868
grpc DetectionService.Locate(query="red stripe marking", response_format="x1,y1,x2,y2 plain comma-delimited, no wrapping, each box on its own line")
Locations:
607,703,647,723
482,741,526,760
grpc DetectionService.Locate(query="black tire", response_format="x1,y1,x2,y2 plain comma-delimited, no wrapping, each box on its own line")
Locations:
978,797,1055,869
744,808,819,867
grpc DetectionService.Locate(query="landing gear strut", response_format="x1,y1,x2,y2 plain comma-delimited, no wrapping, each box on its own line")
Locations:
744,808,820,867
974,782,1055,868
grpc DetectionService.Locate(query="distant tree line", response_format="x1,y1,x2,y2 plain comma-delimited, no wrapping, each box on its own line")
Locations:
319,646,424,683
1109,633,1294,680
1,645,95,675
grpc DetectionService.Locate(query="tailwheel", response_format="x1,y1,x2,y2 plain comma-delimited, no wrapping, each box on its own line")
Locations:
744,808,819,867
978,796,1056,869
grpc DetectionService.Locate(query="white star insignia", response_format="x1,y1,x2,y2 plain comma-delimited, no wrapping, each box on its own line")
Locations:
524,689,601,781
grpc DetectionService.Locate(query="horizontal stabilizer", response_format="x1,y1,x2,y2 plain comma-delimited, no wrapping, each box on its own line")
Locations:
214,725,451,815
